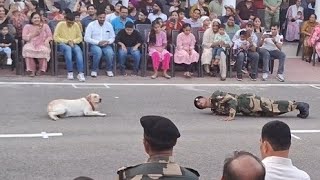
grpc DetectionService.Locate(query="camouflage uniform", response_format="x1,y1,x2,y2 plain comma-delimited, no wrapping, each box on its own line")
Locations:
210,90,298,119
117,155,200,179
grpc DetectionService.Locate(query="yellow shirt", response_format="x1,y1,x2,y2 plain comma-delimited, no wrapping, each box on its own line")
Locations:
53,21,82,44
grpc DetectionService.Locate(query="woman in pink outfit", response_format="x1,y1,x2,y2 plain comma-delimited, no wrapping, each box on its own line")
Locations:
22,12,52,77
309,24,320,59
174,23,199,78
148,21,172,79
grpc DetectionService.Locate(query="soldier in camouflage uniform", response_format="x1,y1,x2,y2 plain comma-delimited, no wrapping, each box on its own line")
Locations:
117,115,200,179
194,90,310,121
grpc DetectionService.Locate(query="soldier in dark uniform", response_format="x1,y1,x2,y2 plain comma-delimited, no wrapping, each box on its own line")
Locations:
117,115,200,179
194,90,310,121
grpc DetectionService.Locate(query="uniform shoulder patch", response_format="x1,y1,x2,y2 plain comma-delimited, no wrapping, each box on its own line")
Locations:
117,164,141,174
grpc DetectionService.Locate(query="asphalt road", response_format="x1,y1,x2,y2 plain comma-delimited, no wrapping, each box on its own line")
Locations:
0,83,320,180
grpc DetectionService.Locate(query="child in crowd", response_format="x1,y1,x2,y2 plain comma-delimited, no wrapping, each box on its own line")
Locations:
211,24,232,76
73,12,83,32
154,17,166,31
232,30,250,73
0,26,14,65
296,11,304,24
174,23,199,78
148,21,172,79
169,0,181,13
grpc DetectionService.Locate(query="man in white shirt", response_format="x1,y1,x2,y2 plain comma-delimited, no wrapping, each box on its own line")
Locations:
148,0,167,22
260,120,311,180
258,23,286,82
84,10,115,77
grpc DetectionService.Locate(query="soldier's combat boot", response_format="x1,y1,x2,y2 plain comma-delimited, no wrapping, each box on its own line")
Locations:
296,102,309,119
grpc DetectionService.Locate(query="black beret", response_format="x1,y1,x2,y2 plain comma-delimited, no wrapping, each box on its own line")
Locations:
140,116,180,144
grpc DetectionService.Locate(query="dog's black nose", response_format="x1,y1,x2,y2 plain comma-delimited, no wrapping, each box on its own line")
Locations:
99,98,102,102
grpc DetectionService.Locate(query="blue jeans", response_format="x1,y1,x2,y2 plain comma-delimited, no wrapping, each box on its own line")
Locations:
236,51,259,75
212,47,224,59
0,47,11,57
259,48,286,74
90,45,114,72
58,43,84,72
118,47,141,72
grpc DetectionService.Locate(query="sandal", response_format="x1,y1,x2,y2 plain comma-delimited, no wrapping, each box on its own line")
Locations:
185,72,191,78
29,71,35,77
163,74,171,79
151,73,158,79
36,71,44,76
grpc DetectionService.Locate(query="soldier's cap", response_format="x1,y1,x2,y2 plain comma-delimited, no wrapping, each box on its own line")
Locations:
140,116,180,143
194,96,206,109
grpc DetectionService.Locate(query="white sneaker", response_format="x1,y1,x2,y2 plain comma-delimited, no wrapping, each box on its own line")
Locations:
77,73,86,82
106,71,114,77
91,71,97,77
276,74,285,82
67,72,74,80
241,68,248,74
262,73,268,81
6,58,12,65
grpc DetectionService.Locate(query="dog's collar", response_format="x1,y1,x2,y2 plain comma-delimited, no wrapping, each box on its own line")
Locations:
86,98,95,111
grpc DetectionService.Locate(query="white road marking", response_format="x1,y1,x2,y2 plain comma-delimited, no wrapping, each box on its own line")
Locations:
310,85,320,90
291,130,320,133
179,86,211,92
289,130,320,140
0,132,63,139
72,84,110,89
114,97,119,98
0,82,320,87
291,134,301,140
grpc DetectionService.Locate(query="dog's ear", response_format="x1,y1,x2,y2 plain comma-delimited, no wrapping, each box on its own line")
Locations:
86,94,92,102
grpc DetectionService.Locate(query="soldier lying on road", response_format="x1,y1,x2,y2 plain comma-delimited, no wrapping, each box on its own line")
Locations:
194,90,310,121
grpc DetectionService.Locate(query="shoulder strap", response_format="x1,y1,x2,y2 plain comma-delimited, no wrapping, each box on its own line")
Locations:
117,164,141,180
118,163,200,179
184,167,200,177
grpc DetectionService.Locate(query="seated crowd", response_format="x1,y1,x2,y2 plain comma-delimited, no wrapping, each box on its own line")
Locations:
0,0,319,82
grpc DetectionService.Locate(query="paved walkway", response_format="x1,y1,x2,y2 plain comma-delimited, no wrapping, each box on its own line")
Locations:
0,57,319,83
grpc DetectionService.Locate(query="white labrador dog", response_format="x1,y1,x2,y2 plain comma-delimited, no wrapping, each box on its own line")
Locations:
47,93,106,121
